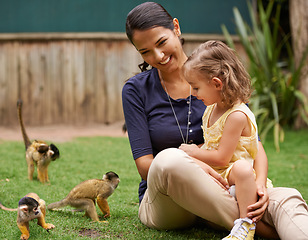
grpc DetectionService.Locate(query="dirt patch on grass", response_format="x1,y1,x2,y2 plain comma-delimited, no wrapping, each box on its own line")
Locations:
79,228,104,238
78,228,124,239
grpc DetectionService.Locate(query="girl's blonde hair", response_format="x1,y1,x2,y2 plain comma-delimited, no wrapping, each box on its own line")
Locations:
183,40,252,108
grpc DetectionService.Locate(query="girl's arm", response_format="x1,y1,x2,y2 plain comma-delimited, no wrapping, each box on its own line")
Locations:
180,111,247,167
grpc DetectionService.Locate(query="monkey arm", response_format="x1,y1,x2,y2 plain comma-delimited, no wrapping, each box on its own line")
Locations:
37,215,55,230
36,199,55,230
17,222,30,240
96,196,110,218
36,205,55,230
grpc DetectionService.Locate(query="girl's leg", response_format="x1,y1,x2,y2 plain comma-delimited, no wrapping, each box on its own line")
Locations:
228,161,278,239
228,160,257,218
139,148,239,230
222,161,258,239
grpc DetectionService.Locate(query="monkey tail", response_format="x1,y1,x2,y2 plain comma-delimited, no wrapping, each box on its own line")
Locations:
0,202,18,211
17,99,31,149
47,198,69,210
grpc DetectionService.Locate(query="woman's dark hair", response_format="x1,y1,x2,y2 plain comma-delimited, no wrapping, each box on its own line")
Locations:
126,2,174,43
126,2,181,72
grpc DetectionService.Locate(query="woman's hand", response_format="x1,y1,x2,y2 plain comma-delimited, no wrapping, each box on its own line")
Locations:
247,184,269,223
192,157,229,190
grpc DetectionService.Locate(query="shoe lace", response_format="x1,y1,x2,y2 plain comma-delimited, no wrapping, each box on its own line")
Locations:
229,218,255,240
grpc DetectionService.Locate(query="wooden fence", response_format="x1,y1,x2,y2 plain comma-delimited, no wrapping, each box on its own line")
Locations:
0,33,243,127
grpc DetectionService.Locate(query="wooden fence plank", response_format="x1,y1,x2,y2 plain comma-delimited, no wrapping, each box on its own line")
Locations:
6,42,19,125
84,41,97,124
0,33,242,127
62,41,74,124
94,41,108,124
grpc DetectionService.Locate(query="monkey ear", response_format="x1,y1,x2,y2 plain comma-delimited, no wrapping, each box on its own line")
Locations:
20,205,28,213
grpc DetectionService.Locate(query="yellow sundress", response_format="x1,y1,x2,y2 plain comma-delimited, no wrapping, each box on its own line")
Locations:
200,103,272,188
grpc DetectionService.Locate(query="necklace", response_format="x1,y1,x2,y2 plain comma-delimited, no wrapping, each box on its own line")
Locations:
161,79,192,144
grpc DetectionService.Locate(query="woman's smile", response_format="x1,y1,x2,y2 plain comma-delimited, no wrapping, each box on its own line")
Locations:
160,56,171,65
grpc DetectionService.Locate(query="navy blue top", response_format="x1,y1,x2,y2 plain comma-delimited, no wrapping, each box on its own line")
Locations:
122,68,206,202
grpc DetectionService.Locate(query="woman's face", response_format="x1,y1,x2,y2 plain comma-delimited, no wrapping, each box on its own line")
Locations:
132,21,186,73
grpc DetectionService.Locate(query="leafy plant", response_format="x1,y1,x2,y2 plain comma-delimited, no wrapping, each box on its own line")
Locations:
222,0,308,151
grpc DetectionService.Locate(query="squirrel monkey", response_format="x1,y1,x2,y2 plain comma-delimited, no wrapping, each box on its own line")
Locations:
48,171,120,221
0,193,55,240
17,99,60,183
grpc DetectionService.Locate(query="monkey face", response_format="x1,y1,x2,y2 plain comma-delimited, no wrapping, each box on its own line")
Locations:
42,143,60,161
18,197,42,221
20,205,40,215
104,171,119,180
103,171,120,188
19,205,42,221
33,206,40,215
31,141,60,162
49,144,60,160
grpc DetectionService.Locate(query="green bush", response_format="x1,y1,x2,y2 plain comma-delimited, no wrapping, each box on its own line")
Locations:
222,0,308,151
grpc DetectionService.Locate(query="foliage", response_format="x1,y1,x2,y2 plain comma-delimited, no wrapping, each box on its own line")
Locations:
222,0,308,151
1,134,308,239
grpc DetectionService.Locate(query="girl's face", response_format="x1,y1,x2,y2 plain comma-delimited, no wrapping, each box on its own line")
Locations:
131,19,187,74
185,70,222,106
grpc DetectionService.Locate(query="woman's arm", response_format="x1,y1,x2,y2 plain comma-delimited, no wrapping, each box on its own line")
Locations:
247,141,269,222
254,141,268,187
122,79,154,162
135,154,154,180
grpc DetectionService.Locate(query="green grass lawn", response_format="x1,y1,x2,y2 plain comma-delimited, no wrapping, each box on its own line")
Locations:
0,129,307,239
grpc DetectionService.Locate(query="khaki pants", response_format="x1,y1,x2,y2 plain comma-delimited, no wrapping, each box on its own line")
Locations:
139,148,308,240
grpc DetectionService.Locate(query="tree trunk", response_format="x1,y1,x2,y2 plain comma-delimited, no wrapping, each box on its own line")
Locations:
289,0,308,128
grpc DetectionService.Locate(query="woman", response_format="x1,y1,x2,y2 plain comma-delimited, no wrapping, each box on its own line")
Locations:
122,2,308,239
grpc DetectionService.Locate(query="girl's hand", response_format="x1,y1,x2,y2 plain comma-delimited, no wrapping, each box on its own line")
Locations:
179,143,199,157
247,184,269,222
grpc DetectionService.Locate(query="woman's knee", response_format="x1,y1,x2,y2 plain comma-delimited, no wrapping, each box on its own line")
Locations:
269,187,304,202
152,148,189,170
148,148,193,182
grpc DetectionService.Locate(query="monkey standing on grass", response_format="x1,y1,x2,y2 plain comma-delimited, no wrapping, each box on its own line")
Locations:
0,193,55,240
17,99,60,183
48,171,120,221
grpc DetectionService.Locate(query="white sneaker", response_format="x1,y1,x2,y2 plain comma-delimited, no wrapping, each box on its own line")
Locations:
222,217,256,240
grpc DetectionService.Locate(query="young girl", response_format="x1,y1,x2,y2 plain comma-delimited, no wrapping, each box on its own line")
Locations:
180,40,273,240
